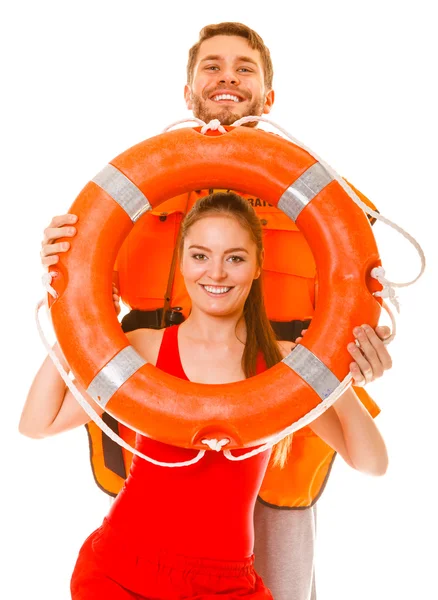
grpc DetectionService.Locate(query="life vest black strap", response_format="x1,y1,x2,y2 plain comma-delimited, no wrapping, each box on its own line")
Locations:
101,412,127,479
121,309,311,342
270,319,311,342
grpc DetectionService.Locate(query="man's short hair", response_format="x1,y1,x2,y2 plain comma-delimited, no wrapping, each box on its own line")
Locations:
187,22,274,90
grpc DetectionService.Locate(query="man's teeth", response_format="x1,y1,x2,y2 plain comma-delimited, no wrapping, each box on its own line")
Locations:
212,94,240,103
203,286,231,294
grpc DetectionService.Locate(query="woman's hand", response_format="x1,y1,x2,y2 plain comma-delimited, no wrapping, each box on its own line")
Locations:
297,324,393,386
348,325,392,385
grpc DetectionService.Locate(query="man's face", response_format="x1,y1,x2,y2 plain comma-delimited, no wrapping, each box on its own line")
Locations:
184,35,274,126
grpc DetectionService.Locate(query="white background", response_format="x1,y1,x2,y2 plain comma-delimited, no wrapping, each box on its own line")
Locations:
1,1,437,599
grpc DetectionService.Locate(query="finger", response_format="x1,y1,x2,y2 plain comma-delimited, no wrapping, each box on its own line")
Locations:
40,241,70,258
48,214,78,229
301,329,308,336
360,325,392,372
353,326,384,379
295,336,303,344
375,325,391,341
348,342,375,384
42,224,77,246
349,362,365,386
42,255,59,267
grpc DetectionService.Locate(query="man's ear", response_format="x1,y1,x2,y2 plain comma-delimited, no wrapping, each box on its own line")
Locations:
184,84,193,110
263,89,275,115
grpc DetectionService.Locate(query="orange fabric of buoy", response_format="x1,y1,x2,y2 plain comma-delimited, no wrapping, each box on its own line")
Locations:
88,177,380,506
49,126,382,451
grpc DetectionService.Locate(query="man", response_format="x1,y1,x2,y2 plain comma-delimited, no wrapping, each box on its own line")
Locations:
41,22,391,600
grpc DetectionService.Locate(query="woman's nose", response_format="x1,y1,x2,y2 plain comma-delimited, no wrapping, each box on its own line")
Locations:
208,259,227,281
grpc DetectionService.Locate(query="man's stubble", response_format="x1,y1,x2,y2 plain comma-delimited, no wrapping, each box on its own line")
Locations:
190,92,265,128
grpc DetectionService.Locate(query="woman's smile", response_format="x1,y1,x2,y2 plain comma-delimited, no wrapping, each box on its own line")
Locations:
200,284,234,297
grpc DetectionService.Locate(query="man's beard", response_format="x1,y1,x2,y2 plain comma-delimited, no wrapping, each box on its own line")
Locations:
190,92,265,128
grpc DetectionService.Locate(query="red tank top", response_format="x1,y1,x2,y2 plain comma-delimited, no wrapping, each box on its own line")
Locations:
107,325,271,560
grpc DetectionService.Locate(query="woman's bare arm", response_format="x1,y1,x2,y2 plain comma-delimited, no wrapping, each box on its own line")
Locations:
19,328,162,439
308,390,388,476
19,341,104,438
277,339,388,476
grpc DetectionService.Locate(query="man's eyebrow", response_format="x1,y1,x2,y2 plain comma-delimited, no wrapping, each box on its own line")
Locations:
188,245,249,254
200,54,258,66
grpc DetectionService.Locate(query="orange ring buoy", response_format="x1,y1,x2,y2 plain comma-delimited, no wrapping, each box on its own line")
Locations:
49,126,382,450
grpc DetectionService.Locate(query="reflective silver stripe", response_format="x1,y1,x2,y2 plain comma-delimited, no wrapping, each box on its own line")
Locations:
92,164,151,222
282,345,340,400
87,346,147,407
278,162,334,222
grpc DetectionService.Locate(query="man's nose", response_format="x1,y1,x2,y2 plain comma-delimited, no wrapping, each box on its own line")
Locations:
218,66,240,86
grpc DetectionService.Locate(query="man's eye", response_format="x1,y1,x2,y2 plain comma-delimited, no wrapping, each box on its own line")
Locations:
239,67,252,73
206,66,219,71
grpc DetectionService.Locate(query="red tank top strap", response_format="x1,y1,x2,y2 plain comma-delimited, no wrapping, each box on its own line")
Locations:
255,350,267,374
156,325,188,380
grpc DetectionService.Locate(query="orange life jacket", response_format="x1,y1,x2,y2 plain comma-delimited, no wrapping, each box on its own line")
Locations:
85,183,380,507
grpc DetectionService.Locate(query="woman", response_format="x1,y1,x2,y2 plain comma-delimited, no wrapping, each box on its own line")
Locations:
20,192,388,599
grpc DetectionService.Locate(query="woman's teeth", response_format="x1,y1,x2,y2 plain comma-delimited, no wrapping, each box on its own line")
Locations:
202,285,232,295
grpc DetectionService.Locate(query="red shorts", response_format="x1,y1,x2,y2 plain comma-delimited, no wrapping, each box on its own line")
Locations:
70,519,273,599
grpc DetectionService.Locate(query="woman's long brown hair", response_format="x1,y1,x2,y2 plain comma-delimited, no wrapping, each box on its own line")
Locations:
179,191,293,468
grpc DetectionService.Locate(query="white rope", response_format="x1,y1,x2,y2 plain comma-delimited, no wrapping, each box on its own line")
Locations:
231,115,426,290
162,117,207,133
160,114,414,461
39,117,423,465
38,275,206,468
380,299,397,344
224,372,353,461
42,271,58,299
371,266,400,312
222,298,396,461
163,117,227,135
200,118,227,135
201,438,230,451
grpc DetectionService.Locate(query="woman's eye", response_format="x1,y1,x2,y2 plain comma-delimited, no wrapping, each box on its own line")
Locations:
228,255,244,263
192,253,207,260
206,66,219,71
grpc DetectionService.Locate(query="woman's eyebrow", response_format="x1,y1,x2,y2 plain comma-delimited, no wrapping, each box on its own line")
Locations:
188,245,249,254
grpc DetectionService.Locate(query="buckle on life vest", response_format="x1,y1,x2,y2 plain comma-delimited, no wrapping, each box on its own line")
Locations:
121,307,185,332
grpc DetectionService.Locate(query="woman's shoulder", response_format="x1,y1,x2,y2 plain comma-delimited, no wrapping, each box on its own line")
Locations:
276,340,296,359
126,327,166,365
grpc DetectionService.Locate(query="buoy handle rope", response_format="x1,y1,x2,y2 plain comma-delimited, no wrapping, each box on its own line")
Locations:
36,291,206,468
35,117,425,464
231,115,426,291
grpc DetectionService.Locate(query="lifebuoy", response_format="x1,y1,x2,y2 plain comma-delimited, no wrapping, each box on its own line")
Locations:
49,126,382,450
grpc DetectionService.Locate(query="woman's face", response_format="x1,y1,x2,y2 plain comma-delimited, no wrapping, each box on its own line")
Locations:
181,215,261,317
